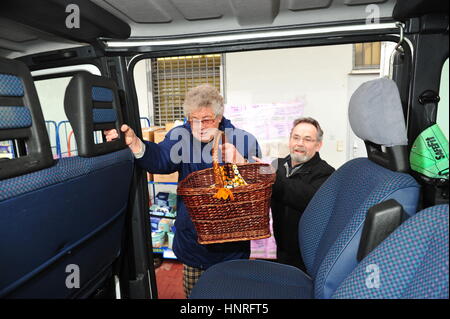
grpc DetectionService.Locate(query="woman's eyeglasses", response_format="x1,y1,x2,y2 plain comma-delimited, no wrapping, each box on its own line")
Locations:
189,117,216,126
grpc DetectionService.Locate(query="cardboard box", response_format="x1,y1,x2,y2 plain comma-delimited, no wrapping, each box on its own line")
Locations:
153,171,179,183
154,129,168,144
144,128,180,183
165,120,184,132
165,122,175,132
141,126,164,142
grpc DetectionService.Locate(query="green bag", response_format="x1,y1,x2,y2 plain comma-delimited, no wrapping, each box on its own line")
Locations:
410,124,449,179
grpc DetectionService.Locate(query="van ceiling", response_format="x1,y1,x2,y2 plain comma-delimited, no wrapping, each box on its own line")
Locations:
1,0,398,59
92,0,396,38
0,18,83,59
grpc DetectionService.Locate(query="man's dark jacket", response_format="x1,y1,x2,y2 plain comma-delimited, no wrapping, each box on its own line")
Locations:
271,152,334,272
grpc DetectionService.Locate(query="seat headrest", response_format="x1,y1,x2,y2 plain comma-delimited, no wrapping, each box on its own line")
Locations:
64,72,127,157
349,77,407,147
0,57,54,179
349,78,409,172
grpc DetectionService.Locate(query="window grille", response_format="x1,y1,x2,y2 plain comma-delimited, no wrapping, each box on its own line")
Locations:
353,42,381,69
151,54,222,125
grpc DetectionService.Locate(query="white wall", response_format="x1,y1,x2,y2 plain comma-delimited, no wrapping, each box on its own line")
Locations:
133,59,153,125
225,45,372,169
437,59,449,140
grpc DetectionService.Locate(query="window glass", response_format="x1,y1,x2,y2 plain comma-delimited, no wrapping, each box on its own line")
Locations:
33,64,101,158
436,58,449,140
35,76,74,158
134,42,398,169
0,140,14,159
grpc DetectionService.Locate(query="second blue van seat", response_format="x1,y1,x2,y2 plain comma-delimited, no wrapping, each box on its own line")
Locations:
0,148,133,298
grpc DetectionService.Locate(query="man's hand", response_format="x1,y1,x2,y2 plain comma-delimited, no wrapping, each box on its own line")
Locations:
252,156,265,164
104,124,143,154
252,156,277,174
220,143,246,164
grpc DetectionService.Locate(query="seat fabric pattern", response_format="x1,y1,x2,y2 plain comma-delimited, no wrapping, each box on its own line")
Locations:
299,158,419,298
332,204,449,299
0,149,133,298
190,260,314,299
0,149,132,201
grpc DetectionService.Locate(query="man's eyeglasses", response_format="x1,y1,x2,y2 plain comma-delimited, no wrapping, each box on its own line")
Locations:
189,117,216,126
291,136,317,144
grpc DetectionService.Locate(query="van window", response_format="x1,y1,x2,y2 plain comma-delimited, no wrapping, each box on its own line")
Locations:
0,141,13,159
34,76,74,158
437,58,449,140
133,42,398,170
33,65,101,158
1,76,73,160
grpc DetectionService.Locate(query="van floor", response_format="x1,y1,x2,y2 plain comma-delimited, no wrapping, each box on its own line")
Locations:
155,259,185,299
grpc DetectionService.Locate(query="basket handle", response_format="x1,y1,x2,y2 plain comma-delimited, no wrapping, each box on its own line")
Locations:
212,130,237,163
212,130,225,188
212,130,236,200
212,130,226,163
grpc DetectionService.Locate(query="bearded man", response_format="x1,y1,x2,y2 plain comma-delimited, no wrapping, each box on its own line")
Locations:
270,117,334,272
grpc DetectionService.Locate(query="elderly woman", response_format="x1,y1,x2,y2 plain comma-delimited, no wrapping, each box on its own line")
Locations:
105,84,261,297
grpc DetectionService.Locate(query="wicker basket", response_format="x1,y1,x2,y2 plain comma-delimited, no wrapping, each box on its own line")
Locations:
177,131,276,244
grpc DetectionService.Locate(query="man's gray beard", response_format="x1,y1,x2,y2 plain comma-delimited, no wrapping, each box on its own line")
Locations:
290,152,311,164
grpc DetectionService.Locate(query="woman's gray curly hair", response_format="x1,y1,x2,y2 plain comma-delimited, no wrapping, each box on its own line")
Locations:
183,84,224,117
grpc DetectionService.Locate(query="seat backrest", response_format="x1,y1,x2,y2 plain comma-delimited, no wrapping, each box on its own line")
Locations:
0,64,134,298
64,71,127,157
299,78,420,299
0,57,54,179
332,204,449,299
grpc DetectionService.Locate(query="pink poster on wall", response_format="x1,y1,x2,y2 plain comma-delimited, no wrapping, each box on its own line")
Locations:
250,210,277,259
224,102,305,141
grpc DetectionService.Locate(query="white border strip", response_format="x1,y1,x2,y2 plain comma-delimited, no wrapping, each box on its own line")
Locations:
105,23,398,48
31,64,102,77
